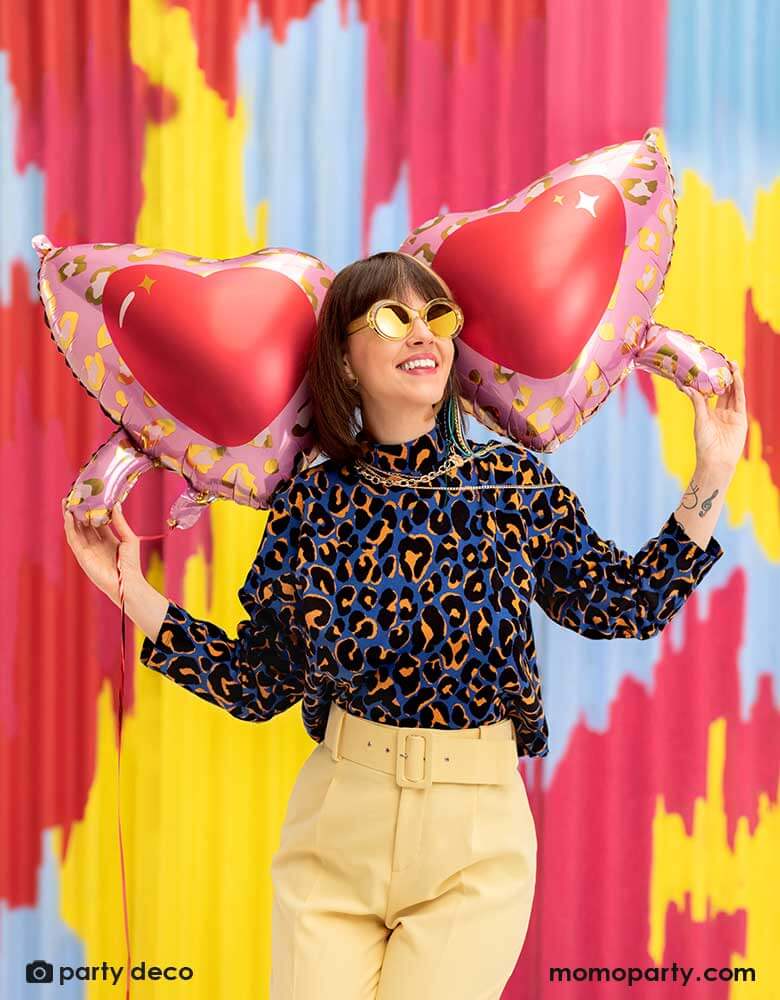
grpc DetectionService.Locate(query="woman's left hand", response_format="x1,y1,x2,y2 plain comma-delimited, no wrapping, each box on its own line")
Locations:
680,359,748,472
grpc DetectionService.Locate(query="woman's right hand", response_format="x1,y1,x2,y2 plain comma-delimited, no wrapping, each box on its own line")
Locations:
62,499,143,608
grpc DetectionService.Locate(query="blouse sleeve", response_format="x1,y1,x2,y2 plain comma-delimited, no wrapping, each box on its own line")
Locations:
139,484,305,721
524,453,724,640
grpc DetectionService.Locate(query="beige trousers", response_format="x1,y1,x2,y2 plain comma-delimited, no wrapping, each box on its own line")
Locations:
269,701,537,999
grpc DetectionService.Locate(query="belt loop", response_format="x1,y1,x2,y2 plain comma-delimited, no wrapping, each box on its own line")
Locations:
330,704,346,762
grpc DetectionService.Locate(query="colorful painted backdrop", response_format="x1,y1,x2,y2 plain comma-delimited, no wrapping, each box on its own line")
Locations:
1,1,778,997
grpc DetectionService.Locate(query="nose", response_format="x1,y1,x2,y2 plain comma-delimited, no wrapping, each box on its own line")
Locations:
408,315,434,343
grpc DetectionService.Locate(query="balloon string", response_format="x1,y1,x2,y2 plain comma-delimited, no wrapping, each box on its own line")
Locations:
115,524,176,1000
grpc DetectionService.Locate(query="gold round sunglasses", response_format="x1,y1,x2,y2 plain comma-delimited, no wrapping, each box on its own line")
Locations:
345,297,464,341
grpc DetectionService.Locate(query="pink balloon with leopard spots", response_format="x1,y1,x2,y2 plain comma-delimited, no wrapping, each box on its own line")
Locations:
32,236,332,527
397,125,732,452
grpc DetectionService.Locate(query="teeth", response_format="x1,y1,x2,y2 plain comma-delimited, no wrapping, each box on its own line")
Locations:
399,359,436,371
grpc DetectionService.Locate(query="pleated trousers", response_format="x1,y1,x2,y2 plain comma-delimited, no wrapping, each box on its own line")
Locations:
269,700,537,999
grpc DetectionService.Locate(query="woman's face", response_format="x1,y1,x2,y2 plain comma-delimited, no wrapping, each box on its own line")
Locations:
342,288,455,414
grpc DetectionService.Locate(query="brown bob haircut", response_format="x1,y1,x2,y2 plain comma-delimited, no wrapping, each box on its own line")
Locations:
307,251,467,467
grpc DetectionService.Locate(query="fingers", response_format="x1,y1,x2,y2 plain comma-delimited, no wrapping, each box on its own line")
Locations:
730,360,746,413
92,522,118,547
680,381,696,399
696,359,742,413
681,383,706,414
62,499,88,551
111,501,136,540
93,524,119,546
63,498,132,548
62,498,74,545
717,359,744,413
714,377,733,409
62,498,103,550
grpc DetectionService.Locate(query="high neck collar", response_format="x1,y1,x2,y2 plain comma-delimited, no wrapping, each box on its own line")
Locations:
354,405,452,475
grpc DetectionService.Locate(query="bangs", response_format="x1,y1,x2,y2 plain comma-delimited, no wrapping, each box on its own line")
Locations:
389,254,450,303
337,253,450,334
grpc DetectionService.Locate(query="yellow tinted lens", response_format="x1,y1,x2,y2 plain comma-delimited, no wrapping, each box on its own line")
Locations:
424,302,460,337
375,303,411,339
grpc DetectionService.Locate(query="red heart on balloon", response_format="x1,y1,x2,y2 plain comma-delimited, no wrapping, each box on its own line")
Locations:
435,177,626,379
104,265,315,446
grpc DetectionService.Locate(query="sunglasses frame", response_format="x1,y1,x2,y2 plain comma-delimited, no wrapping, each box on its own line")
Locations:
345,297,464,341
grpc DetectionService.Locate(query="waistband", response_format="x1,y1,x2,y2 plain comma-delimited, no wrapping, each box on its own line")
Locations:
323,701,519,788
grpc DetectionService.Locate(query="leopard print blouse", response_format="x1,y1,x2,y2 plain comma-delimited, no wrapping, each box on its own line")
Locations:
140,406,723,757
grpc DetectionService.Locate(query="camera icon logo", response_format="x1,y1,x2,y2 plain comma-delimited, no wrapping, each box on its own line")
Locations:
26,960,54,983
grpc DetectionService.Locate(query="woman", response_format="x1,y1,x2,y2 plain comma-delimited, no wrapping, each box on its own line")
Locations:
63,251,747,999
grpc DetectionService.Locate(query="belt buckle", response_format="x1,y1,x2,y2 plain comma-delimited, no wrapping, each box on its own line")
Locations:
395,732,433,788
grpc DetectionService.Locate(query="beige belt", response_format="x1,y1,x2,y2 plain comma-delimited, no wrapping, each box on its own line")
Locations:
323,700,519,788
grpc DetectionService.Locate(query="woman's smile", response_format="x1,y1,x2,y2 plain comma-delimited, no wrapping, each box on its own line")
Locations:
396,351,440,375
397,363,439,376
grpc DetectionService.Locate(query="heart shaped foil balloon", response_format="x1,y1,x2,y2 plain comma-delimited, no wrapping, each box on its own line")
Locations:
32,236,333,527
398,126,733,451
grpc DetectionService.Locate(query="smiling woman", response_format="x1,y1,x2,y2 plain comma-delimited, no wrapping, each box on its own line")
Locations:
306,251,468,465
117,246,737,1000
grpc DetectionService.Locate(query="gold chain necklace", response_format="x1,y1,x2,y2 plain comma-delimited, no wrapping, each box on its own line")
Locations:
353,440,552,492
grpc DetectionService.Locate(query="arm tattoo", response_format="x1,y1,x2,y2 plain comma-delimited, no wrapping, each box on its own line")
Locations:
678,479,719,518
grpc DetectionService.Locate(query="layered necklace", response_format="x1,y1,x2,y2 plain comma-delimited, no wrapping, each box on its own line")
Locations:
352,396,551,493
